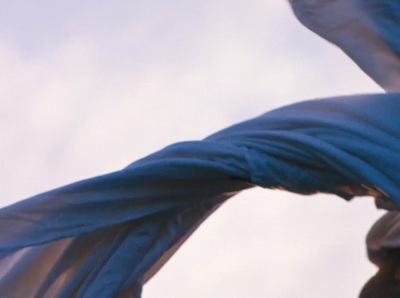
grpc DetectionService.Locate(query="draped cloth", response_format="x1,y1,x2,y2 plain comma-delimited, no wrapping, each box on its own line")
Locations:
289,1,400,296
1,93,400,297
290,0,400,92
2,1,399,297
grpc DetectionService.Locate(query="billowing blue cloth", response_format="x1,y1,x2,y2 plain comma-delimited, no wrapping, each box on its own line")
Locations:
289,0,400,296
290,0,400,92
1,93,400,297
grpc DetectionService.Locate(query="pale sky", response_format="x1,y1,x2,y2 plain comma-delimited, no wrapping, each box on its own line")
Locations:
0,1,386,297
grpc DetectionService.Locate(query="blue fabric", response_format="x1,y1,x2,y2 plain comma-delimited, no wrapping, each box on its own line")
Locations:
290,0,400,92
1,93,400,297
364,0,400,56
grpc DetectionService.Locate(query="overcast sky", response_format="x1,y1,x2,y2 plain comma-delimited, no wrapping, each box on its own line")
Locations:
0,1,386,297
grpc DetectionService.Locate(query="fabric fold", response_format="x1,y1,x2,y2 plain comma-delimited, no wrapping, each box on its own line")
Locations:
290,0,400,92
2,93,400,297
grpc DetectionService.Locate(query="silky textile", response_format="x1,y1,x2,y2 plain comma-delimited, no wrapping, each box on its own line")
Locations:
289,0,400,296
290,0,400,92
0,93,400,297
